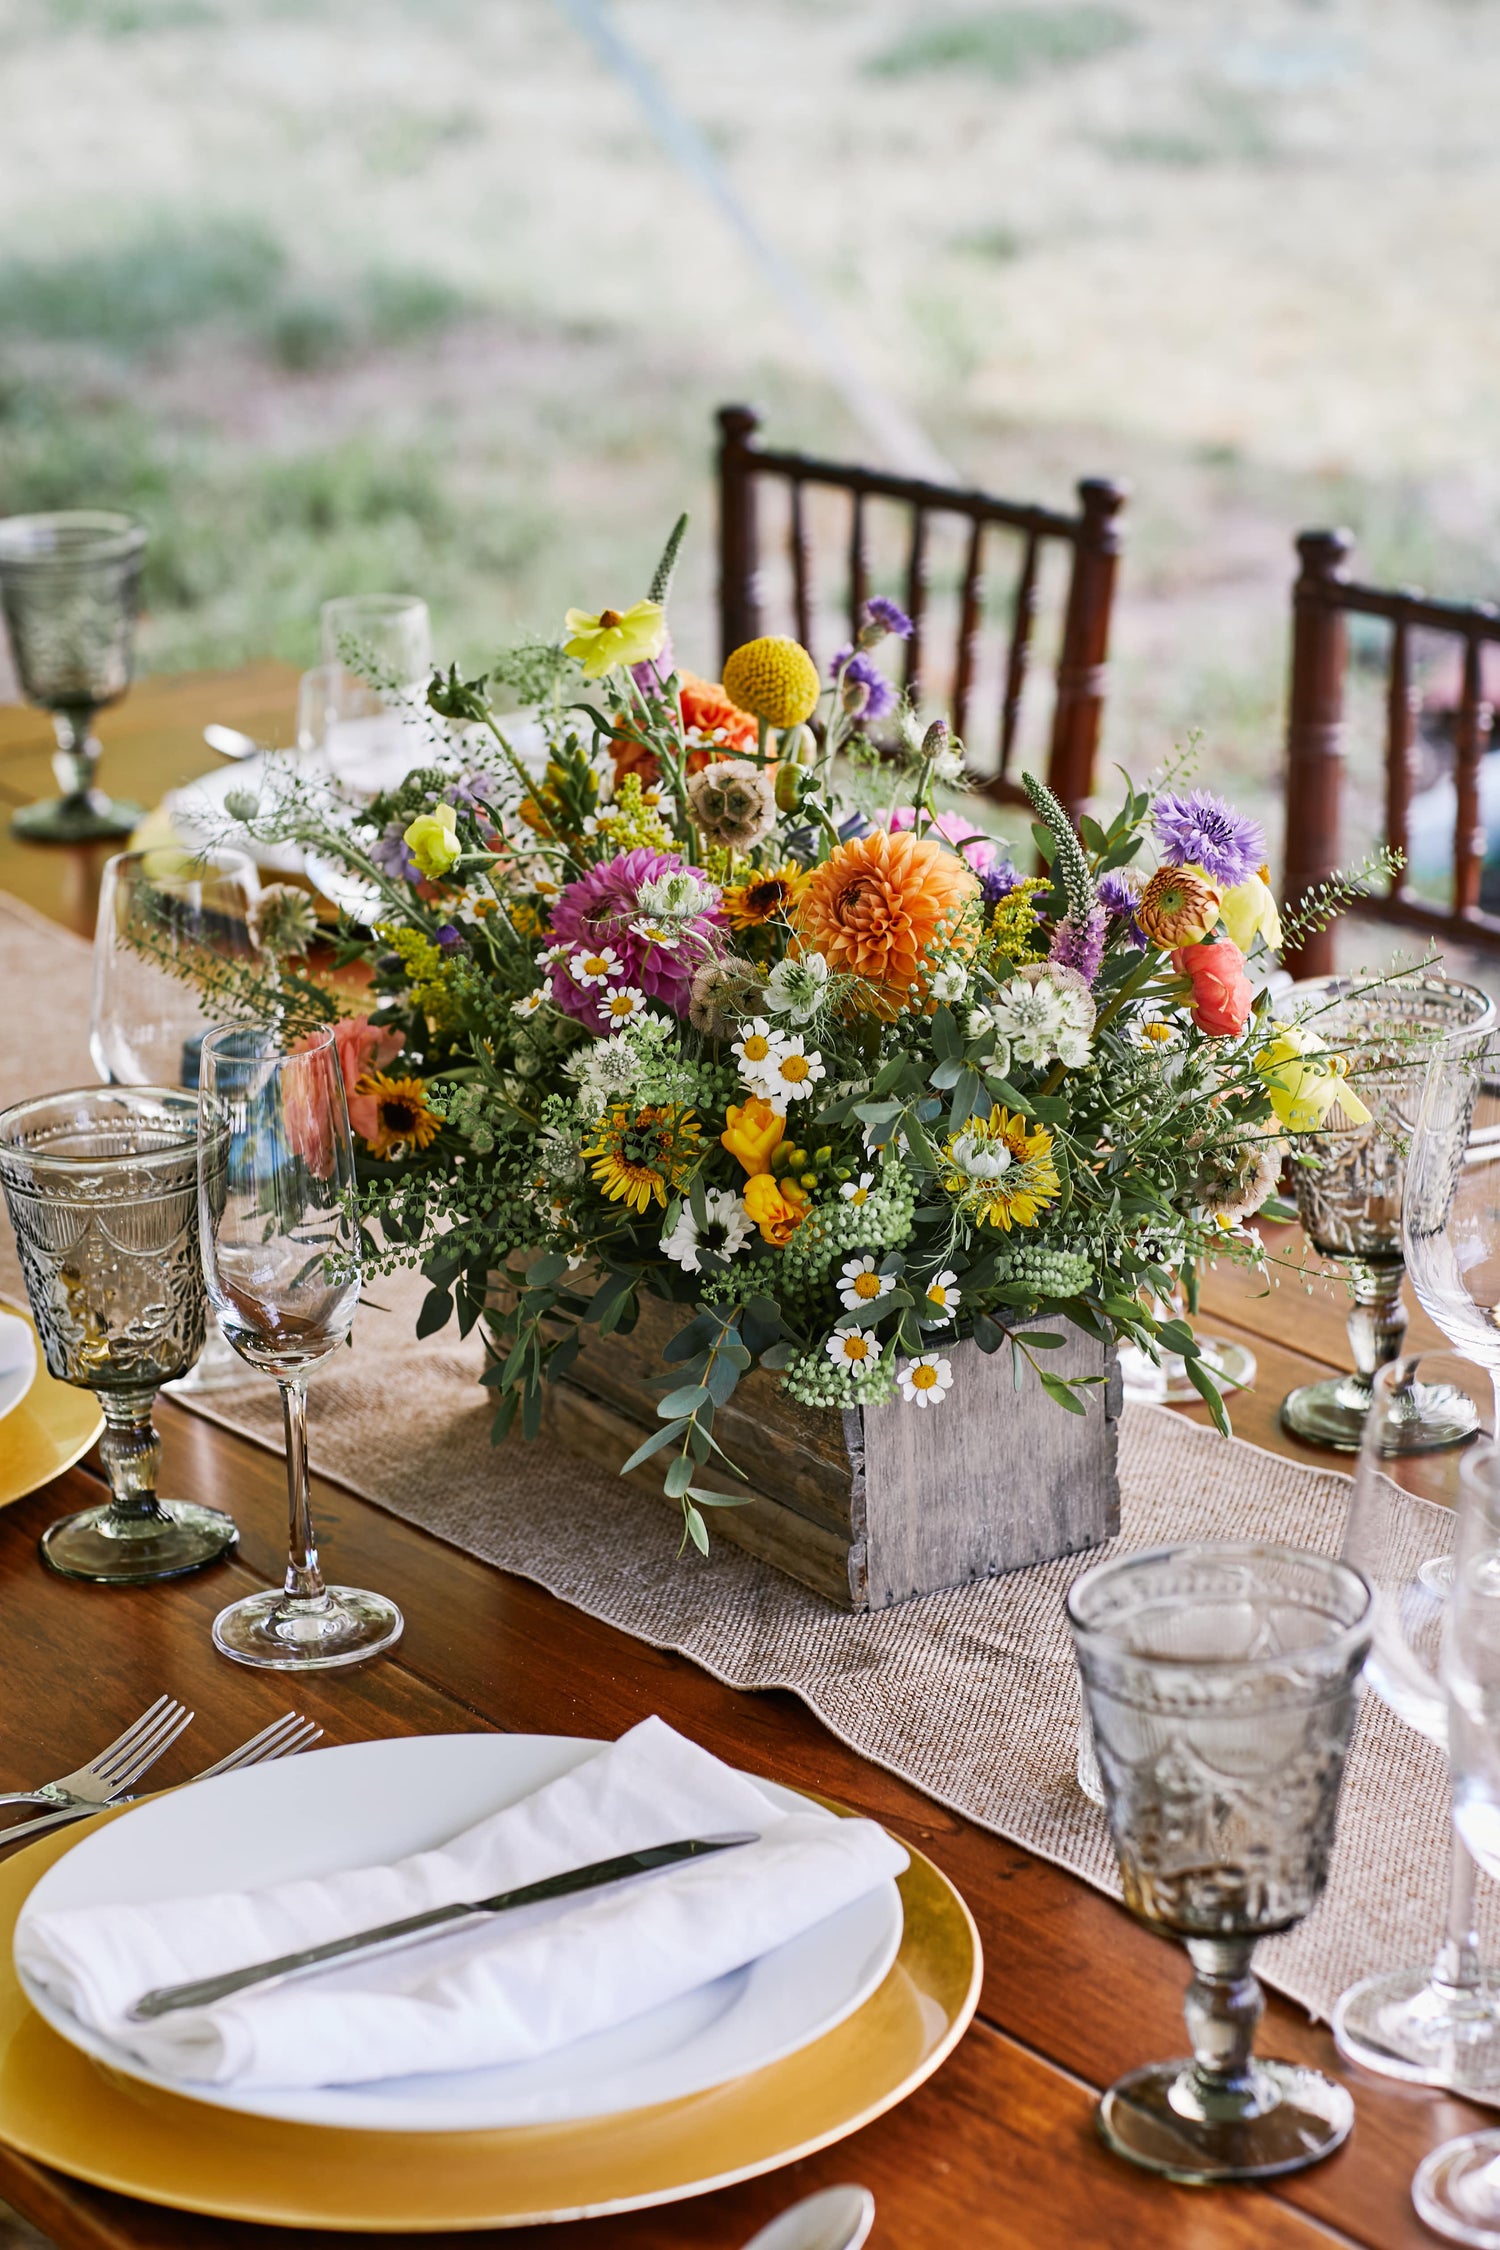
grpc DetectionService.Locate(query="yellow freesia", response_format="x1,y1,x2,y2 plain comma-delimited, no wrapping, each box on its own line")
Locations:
562,599,666,680
402,801,462,880
742,1171,810,1245
720,1095,785,1176
1215,867,1283,955
1254,1023,1373,1133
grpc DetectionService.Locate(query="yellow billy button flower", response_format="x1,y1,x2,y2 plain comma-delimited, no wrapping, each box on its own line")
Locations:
562,599,666,680
1254,1024,1374,1133
402,801,462,881
721,636,821,728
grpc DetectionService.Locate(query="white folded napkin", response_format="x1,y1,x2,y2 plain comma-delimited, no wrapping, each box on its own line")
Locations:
16,1716,907,2091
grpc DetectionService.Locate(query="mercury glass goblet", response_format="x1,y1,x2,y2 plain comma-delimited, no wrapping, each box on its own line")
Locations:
0,1087,238,1582
0,512,147,843
197,1023,403,1670
1281,975,1495,1453
1068,1539,1371,2183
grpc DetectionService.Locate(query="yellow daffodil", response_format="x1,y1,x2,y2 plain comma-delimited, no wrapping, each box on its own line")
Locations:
720,1095,786,1176
1214,866,1283,955
563,599,666,679
402,801,461,881
1254,1024,1373,1133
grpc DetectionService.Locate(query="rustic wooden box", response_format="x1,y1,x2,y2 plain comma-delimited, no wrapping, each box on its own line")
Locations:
533,1297,1122,1611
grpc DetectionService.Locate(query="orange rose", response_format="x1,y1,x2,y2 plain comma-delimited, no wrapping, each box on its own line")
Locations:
720,1096,786,1176
1172,938,1254,1037
794,829,979,1015
742,1172,810,1245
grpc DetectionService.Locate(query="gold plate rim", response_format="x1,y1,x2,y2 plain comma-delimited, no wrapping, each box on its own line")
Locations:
0,1307,101,1509
0,1798,982,2230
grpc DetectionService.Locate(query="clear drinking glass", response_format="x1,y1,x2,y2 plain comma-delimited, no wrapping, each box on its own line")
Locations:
318,593,430,691
1413,1445,1500,2244
1281,975,1495,1452
0,511,148,843
1332,1355,1500,2091
1069,1539,1371,2183
197,1023,403,1670
1405,1021,1500,1434
0,1087,238,1581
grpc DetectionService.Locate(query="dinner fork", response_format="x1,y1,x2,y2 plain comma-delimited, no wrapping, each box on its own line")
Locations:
0,1711,322,1849
0,1695,193,1818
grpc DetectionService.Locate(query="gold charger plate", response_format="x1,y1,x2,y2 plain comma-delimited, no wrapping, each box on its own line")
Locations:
0,1311,101,1508
0,1808,980,2231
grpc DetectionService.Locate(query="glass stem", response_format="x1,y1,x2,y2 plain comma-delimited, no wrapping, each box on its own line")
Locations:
48,706,99,805
1344,1261,1409,1404
1433,1821,1491,2017
1180,1938,1276,2121
97,1390,171,1526
279,1377,327,1607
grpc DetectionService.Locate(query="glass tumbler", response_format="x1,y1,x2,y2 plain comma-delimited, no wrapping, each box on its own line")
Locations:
0,1087,238,1581
1069,1539,1372,2183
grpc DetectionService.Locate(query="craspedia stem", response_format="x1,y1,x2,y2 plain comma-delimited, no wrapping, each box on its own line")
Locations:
1022,770,1097,928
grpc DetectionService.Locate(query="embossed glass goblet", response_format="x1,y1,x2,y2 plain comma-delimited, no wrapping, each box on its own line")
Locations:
0,511,147,843
0,1087,238,1581
1068,1540,1371,2183
1281,975,1495,1453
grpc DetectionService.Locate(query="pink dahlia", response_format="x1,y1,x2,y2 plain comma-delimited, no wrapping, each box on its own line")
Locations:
547,846,724,1031
884,805,1001,876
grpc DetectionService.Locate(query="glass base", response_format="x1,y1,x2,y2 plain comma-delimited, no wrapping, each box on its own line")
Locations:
40,1497,239,1585
1281,1374,1480,1454
1098,2057,1354,2182
1162,1337,1257,1402
1333,1964,1500,2092
10,791,142,844
163,1329,251,1397
1415,2133,1500,2245
213,1585,404,1671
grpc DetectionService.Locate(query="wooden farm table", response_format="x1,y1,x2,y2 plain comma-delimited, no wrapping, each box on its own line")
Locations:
0,672,1483,2250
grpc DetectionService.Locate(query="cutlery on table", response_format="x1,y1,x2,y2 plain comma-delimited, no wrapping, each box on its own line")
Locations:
130,1830,761,2020
741,2186,876,2250
203,724,263,760
0,1695,193,1820
0,1712,322,1850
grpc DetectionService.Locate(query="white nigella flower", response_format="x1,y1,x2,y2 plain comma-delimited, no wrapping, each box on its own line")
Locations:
931,744,966,785
759,1037,826,1110
841,1170,875,1207
637,868,719,920
511,989,545,1019
839,1255,893,1313
899,1353,953,1407
922,1270,961,1324
732,1017,783,1078
660,1188,753,1273
949,1126,1014,1181
571,944,622,988
825,1328,878,1373
599,985,649,1027
765,951,830,1025
930,963,968,1004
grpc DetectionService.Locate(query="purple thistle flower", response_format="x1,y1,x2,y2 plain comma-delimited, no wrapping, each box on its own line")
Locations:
1097,867,1146,949
829,645,896,721
1152,789,1264,889
980,860,1022,912
860,595,913,645
1049,904,1108,986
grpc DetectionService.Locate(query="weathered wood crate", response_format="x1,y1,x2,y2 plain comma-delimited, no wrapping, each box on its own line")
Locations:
532,1297,1122,1611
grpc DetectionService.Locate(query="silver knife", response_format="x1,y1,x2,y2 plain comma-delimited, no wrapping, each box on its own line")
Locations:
128,1830,760,2021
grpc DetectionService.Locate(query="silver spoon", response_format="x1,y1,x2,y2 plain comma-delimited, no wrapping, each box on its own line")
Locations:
203,724,263,760
741,2186,875,2250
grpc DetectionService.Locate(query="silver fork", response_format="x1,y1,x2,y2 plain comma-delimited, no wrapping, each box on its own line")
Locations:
0,1711,322,1849
0,1695,194,1818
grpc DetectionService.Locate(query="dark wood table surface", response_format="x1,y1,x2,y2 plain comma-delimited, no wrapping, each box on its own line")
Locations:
0,674,1485,2249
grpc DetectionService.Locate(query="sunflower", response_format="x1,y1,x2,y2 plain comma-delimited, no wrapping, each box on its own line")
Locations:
722,864,809,932
940,1104,1060,1233
583,1103,702,1215
794,829,979,1015
356,1073,442,1160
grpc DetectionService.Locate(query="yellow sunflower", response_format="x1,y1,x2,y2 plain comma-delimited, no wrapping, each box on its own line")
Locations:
722,864,810,932
357,1073,443,1161
940,1104,1060,1232
583,1103,702,1215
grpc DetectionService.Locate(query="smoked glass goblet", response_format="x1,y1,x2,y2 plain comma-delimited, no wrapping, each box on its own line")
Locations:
197,1022,403,1670
0,511,147,843
0,1087,238,1581
1068,1539,1371,2183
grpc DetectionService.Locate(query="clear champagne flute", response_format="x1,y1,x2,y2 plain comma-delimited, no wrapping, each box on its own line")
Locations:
197,1023,402,1669
1405,1021,1500,1436
1332,1354,1500,2091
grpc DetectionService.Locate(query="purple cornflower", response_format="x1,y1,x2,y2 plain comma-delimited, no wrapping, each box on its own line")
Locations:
1152,789,1264,888
858,595,913,646
980,861,1022,912
1097,867,1146,949
1049,905,1108,985
829,645,896,721
370,822,419,883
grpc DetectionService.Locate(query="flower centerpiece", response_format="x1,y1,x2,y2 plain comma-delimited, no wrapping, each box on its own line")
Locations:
173,517,1384,1574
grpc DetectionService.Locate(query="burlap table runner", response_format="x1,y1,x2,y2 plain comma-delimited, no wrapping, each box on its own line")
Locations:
0,890,1482,2035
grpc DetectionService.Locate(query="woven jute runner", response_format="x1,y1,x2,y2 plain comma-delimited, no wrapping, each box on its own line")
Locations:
1,889,1481,2034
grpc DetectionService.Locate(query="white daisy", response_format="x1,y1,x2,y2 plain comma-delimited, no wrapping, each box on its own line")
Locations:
660,1189,753,1273
899,1353,954,1407
841,1171,875,1207
511,989,545,1019
839,1255,893,1313
761,1037,826,1108
535,940,570,969
922,1271,961,1324
825,1329,878,1372
732,1017,783,1076
572,945,623,988
633,917,682,949
599,985,649,1026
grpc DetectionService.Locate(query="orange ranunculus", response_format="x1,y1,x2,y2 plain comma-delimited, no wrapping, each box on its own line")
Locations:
742,1171,810,1245
1137,865,1221,949
332,1014,407,1146
793,828,980,1015
1172,938,1255,1037
720,1096,786,1176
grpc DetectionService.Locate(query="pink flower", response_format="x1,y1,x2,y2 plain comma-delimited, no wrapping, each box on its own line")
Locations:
1171,938,1254,1038
548,848,724,1032
332,1015,406,1145
884,805,1000,876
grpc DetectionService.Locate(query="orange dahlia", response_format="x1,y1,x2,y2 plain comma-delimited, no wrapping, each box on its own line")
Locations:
794,830,980,1014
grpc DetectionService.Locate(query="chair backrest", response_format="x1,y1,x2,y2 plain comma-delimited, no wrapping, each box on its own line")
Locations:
715,405,1126,823
1283,528,1500,977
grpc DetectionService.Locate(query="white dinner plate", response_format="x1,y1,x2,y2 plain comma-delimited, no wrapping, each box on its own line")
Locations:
16,1734,903,2135
0,1310,37,1427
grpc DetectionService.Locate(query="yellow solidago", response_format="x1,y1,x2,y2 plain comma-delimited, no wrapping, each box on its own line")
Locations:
376,923,462,1032
591,774,673,853
988,875,1049,963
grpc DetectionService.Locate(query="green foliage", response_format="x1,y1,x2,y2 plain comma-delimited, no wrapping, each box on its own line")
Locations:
867,5,1138,84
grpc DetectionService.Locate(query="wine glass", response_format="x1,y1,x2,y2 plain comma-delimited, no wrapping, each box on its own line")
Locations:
1413,1444,1500,2242
197,1022,403,1670
0,1087,238,1581
1281,975,1494,1453
1331,1354,1500,2091
1068,1539,1371,2183
319,593,430,691
0,511,147,843
1405,1019,1500,1434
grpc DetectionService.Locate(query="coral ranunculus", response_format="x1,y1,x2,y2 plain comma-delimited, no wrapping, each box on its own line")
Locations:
333,1014,407,1146
1171,938,1255,1038
794,829,980,1014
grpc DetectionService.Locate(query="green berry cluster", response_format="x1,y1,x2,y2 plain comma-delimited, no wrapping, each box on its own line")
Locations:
781,1343,895,1410
775,1178,915,1318
992,1242,1095,1298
